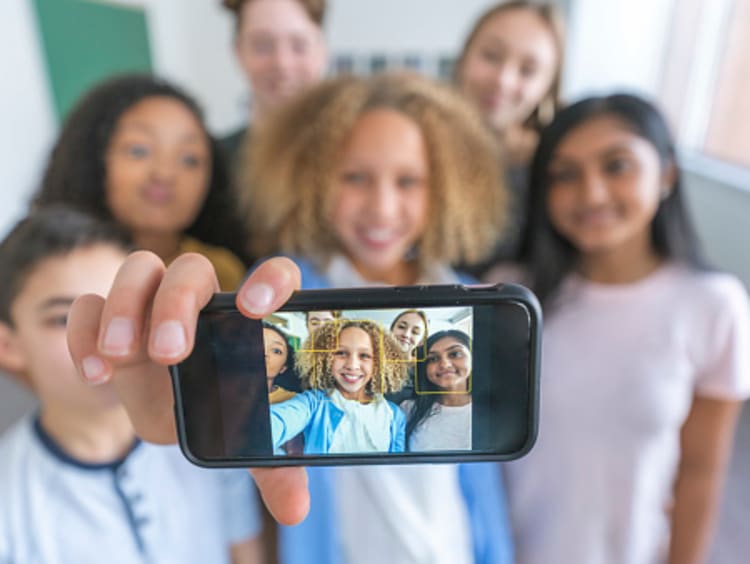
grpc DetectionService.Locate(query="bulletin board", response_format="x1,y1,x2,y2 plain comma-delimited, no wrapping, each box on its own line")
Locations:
31,0,153,120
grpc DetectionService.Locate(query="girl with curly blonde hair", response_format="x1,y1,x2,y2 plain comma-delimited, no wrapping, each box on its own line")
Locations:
244,72,513,564
240,71,507,282
270,320,409,454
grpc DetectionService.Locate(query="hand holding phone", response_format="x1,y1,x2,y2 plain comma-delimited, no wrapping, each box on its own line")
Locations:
171,284,541,467
66,252,310,525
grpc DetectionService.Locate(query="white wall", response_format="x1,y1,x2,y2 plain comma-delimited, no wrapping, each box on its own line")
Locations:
0,0,57,239
563,0,676,99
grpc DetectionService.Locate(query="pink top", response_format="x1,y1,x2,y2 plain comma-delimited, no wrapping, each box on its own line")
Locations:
495,263,750,564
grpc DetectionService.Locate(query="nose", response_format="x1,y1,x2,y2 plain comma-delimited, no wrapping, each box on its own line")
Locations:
152,152,176,183
345,355,360,370
369,180,400,221
269,44,295,73
495,62,520,95
439,355,451,370
579,170,610,206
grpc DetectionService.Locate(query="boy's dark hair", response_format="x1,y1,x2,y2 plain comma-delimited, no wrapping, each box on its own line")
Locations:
405,330,472,445
518,93,708,308
32,73,249,263
0,207,132,325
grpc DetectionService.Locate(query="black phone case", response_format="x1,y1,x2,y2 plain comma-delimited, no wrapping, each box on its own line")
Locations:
170,282,542,468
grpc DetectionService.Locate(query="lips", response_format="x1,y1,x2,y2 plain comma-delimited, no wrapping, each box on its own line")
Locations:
574,208,618,227
338,372,363,384
141,183,173,205
356,227,402,250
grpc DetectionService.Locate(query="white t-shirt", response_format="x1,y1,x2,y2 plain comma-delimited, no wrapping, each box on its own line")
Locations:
401,400,472,451
326,256,474,564
329,390,393,453
0,415,261,564
498,264,750,564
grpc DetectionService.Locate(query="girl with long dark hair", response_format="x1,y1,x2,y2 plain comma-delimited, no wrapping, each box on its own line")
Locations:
489,94,750,564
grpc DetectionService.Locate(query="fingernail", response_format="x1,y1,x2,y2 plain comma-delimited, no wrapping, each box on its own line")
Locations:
82,356,109,385
241,282,274,315
152,320,186,358
102,317,135,356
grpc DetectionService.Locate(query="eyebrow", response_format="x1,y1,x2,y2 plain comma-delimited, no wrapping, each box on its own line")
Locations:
268,336,286,347
431,344,469,354
118,121,204,144
552,143,635,164
36,296,76,312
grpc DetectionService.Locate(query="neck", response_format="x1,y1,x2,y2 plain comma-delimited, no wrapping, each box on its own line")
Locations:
133,231,183,263
39,404,135,464
438,392,472,407
579,235,664,284
495,124,537,166
352,260,420,286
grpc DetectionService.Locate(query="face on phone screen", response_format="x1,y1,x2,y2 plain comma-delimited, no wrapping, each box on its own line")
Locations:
176,299,537,464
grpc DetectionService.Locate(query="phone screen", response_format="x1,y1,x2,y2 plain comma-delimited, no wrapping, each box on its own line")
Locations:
174,295,538,465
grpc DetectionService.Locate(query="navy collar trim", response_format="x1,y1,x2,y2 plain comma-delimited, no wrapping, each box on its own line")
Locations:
33,414,142,471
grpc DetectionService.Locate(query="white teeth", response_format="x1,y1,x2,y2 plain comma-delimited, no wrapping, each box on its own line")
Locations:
364,229,394,242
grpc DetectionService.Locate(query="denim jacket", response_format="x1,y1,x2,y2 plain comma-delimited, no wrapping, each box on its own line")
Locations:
273,256,514,564
270,389,405,453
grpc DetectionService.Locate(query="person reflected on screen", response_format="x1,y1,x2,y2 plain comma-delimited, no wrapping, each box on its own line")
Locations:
402,330,473,452
269,320,408,455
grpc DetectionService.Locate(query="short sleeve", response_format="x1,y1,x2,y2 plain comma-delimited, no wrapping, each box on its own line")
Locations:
217,469,262,545
694,275,750,400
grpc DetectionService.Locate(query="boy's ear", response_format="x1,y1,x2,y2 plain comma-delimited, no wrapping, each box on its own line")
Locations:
0,322,28,376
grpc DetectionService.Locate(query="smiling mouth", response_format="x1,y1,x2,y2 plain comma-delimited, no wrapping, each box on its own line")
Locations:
358,227,404,249
339,373,364,384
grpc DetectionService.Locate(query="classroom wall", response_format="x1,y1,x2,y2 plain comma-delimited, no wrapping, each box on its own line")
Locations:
2,0,748,433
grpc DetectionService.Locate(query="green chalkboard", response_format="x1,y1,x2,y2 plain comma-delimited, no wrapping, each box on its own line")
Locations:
32,0,153,120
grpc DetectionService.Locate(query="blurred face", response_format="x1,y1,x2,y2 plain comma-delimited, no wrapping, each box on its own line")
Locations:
458,8,558,132
307,310,335,335
234,0,327,116
546,115,669,258
331,109,430,284
263,327,288,386
105,96,211,237
391,312,426,355
331,327,374,401
425,336,472,392
4,246,126,411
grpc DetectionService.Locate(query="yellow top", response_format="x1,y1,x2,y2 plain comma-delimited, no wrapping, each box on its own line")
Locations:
176,237,246,291
269,387,296,404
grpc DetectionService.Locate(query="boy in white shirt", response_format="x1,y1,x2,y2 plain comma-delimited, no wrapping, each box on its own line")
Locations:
0,208,262,564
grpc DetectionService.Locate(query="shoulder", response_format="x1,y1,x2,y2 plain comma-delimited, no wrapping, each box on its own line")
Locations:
269,387,296,404
0,417,36,472
386,400,406,423
399,399,414,415
285,255,331,290
180,237,246,291
665,266,749,322
482,262,528,285
0,418,41,512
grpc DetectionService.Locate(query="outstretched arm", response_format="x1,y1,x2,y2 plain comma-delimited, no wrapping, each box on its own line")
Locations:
66,251,310,525
668,395,742,564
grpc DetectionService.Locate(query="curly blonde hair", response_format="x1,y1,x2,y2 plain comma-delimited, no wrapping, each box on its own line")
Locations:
296,320,410,396
239,71,507,269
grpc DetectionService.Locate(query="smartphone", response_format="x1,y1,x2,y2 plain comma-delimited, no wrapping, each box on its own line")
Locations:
170,283,541,467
